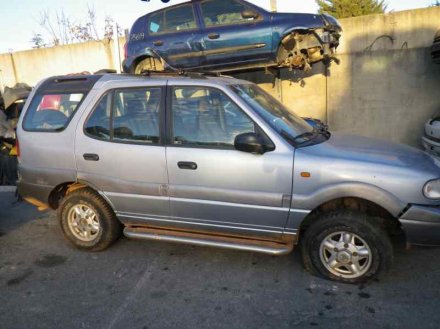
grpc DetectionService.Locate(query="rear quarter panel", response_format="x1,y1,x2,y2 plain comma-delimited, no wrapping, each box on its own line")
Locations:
17,82,99,204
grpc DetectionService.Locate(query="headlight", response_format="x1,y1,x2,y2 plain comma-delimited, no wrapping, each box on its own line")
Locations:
423,179,440,199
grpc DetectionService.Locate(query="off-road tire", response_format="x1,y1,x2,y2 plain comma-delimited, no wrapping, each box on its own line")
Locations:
301,210,393,283
58,188,122,251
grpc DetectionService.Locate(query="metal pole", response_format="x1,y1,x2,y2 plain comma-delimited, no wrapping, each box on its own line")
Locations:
112,22,122,73
270,0,277,12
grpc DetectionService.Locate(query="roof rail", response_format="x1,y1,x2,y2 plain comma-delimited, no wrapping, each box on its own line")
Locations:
138,69,232,79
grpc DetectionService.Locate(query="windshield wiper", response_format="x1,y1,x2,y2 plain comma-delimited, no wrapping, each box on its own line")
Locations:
292,130,320,144
280,129,316,146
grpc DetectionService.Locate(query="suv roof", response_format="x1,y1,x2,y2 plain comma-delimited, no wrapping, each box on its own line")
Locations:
37,72,243,95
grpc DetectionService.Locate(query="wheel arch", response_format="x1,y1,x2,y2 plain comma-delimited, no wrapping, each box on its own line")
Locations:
276,27,323,66
291,182,408,235
128,48,162,73
281,27,313,39
48,180,115,212
298,197,404,240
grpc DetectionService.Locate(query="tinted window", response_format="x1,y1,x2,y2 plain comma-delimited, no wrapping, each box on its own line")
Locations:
85,88,161,144
201,0,257,27
85,93,112,140
23,93,84,131
172,86,255,147
149,5,196,34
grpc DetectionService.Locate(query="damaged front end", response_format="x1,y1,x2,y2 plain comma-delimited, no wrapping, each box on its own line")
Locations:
277,13,342,71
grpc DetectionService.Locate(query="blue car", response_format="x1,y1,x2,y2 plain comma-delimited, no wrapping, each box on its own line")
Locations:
123,0,342,74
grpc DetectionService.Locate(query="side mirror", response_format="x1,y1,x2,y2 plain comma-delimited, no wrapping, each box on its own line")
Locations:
234,132,268,154
241,10,259,19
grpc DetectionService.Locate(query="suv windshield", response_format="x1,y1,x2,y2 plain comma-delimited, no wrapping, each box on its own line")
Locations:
231,84,328,146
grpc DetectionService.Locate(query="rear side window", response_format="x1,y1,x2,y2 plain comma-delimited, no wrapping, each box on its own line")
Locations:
149,4,197,34
85,87,162,144
23,93,84,131
149,12,164,34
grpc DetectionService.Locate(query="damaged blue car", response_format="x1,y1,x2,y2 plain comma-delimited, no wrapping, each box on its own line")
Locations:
123,0,342,74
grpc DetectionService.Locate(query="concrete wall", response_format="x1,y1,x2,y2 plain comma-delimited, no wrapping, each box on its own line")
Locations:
0,37,125,88
1,7,440,147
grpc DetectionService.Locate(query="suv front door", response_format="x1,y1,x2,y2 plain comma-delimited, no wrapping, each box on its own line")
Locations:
165,85,293,240
75,85,169,225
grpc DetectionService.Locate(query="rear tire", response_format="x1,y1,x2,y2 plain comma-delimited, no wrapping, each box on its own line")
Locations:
134,57,164,74
301,210,393,283
58,188,122,251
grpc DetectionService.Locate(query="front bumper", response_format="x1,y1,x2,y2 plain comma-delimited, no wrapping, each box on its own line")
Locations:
399,205,440,246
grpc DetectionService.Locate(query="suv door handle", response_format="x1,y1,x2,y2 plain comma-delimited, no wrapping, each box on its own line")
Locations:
83,153,99,161
178,162,197,170
153,40,164,46
208,33,220,40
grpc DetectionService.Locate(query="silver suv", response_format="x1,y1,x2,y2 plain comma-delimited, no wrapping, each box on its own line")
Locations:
17,73,440,283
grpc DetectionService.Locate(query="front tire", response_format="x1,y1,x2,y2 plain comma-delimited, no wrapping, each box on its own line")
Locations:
301,210,393,283
58,188,122,251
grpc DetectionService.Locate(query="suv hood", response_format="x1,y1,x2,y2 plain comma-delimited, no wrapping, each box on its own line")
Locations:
293,133,440,207
299,133,440,173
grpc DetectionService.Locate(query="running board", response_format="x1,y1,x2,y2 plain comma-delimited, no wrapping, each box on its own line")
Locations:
124,227,294,256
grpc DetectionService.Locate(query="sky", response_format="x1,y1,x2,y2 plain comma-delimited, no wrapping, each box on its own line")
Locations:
0,0,435,53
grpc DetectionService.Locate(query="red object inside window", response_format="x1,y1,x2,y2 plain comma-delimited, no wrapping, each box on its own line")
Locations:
39,95,62,110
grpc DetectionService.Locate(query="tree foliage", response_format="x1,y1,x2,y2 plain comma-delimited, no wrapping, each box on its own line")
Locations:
316,0,387,18
30,6,121,48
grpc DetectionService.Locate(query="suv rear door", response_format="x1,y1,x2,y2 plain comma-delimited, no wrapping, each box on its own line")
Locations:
75,83,169,225
146,3,205,68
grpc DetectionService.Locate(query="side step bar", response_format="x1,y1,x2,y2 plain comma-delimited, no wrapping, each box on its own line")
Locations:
124,227,294,256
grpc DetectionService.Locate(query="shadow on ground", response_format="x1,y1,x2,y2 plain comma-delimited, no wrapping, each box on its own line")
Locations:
0,191,44,236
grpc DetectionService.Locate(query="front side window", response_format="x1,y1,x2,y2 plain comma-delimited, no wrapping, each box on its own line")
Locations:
201,0,258,27
149,4,197,34
85,88,161,144
172,86,255,147
23,93,84,131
